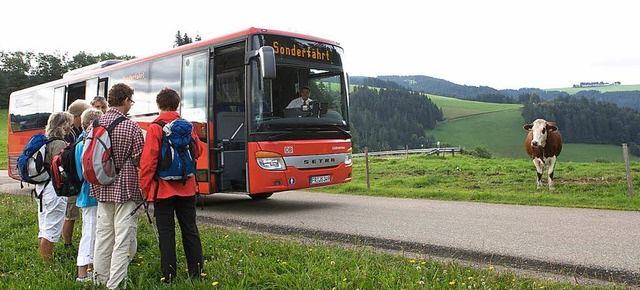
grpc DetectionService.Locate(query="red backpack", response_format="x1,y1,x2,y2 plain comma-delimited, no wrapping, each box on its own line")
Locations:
81,117,127,185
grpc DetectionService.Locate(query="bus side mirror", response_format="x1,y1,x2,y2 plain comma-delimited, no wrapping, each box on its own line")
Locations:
259,46,276,79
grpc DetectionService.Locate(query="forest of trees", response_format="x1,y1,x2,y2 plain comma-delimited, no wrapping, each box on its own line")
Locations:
349,86,443,152
349,76,405,90
0,31,200,109
0,51,135,108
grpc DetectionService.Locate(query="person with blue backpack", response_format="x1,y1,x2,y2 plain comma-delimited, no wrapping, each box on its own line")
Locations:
38,111,74,262
139,88,204,282
74,108,103,282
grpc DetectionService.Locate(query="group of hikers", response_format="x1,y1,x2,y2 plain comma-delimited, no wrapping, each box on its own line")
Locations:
26,83,204,289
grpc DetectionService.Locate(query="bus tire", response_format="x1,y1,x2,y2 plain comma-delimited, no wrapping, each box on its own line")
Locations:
249,192,273,200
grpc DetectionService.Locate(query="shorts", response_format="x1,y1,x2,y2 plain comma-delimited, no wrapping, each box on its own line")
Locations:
65,195,80,221
37,184,67,242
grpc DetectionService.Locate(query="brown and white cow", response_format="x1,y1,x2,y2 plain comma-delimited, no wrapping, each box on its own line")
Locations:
523,119,563,190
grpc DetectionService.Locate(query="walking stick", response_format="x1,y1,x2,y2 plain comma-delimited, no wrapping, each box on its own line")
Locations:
129,190,158,242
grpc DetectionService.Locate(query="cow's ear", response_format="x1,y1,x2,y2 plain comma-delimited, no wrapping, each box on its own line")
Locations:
523,123,533,131
547,122,558,132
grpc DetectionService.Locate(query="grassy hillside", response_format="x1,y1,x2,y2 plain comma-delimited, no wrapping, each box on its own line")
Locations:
427,107,525,159
425,95,640,162
427,94,521,120
546,84,640,94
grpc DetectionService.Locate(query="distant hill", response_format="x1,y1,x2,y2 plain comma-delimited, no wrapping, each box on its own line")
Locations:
362,75,640,111
377,75,503,99
349,76,405,90
375,75,559,101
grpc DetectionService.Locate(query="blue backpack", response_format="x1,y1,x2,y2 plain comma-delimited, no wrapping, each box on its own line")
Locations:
154,119,197,184
17,132,62,211
17,132,60,184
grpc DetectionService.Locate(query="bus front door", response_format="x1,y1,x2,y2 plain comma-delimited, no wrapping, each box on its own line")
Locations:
211,42,249,193
213,111,247,192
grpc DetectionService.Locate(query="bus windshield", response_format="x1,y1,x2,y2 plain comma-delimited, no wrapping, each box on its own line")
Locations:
249,66,349,141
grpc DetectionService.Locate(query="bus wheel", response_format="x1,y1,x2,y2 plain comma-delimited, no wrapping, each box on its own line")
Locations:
249,193,273,200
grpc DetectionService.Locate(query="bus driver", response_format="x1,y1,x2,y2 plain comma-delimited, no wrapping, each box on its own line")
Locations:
286,86,312,108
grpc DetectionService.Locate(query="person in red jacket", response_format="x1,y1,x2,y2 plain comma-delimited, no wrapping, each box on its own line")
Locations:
139,88,204,282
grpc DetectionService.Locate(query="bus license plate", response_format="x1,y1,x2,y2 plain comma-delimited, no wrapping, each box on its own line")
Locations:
310,175,331,185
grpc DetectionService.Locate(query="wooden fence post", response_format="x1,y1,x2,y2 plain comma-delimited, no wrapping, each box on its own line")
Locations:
623,143,634,198
365,147,370,189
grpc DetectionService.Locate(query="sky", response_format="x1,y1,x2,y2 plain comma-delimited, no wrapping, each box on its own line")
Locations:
2,0,639,90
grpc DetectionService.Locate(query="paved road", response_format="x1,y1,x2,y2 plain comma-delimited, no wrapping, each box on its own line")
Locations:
2,170,638,285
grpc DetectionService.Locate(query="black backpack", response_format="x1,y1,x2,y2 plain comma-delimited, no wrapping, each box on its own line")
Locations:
51,139,83,197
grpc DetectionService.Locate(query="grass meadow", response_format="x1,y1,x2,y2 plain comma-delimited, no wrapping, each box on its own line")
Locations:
3,194,622,290
2,99,638,288
426,94,522,121
319,154,640,211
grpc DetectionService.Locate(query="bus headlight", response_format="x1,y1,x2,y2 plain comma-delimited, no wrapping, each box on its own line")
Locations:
255,151,286,171
344,153,352,166
345,148,353,166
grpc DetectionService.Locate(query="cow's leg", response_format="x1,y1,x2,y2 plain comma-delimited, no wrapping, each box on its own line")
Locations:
546,156,558,190
532,158,544,189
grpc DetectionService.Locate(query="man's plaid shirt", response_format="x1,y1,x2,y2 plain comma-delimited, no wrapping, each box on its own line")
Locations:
89,109,144,203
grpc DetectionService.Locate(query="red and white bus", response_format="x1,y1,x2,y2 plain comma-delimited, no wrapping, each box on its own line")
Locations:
8,27,352,199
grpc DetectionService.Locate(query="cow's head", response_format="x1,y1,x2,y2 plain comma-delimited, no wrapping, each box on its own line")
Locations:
523,119,558,148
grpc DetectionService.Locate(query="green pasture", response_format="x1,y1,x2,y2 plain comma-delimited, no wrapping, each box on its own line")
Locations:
426,94,521,120
2,194,614,289
425,95,640,163
319,154,640,211
427,108,525,159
